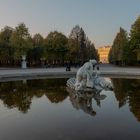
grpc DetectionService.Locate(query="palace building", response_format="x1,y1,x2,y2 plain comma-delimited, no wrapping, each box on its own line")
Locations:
97,46,111,63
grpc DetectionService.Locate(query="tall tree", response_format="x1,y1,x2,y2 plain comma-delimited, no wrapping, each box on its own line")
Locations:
10,23,33,59
44,31,68,65
0,26,14,65
129,15,140,63
27,33,44,66
109,27,128,65
69,25,81,41
85,37,99,61
69,25,87,63
79,28,87,62
69,25,98,64
32,33,44,47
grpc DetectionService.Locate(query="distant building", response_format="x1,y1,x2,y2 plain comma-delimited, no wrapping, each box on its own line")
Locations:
97,46,111,63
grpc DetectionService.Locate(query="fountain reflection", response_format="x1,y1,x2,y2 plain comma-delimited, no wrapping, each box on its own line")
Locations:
112,78,140,122
67,87,106,116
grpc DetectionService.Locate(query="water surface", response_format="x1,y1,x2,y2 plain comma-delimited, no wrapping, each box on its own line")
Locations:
0,78,140,140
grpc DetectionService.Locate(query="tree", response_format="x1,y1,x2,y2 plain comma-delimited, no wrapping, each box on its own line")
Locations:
69,25,98,65
69,25,87,63
69,25,82,41
108,47,113,64
85,37,99,61
0,26,14,65
44,31,68,65
129,15,140,63
67,38,79,61
10,23,33,60
32,33,44,47
109,27,129,65
27,34,44,66
79,28,87,62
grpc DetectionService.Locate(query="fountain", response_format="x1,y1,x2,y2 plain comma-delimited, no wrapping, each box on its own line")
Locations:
67,59,113,93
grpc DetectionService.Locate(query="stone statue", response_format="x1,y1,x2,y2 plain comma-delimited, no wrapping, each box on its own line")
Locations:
21,55,27,69
67,59,113,92
75,59,97,90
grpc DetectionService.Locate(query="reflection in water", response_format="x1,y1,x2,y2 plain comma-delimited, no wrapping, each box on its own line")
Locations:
0,78,140,140
111,78,140,122
0,78,140,122
0,79,68,113
67,87,106,116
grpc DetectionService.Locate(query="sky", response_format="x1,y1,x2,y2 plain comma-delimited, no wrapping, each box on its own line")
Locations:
0,0,140,48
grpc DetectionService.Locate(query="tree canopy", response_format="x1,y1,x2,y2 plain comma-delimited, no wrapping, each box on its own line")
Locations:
44,31,68,65
10,23,33,59
109,27,128,65
68,25,98,64
0,23,100,67
109,15,140,66
129,16,140,62
0,26,14,64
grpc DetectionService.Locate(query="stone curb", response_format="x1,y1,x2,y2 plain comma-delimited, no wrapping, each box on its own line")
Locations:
0,70,140,82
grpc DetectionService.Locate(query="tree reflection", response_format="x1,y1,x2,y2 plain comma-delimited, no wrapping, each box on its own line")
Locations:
0,79,68,113
46,89,68,103
112,78,140,122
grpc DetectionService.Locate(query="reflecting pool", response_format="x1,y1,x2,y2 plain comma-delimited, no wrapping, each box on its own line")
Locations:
0,78,140,140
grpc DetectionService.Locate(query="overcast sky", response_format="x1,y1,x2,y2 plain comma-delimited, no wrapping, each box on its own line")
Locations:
0,0,140,47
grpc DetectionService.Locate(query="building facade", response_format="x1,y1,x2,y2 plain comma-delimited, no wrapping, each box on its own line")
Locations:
97,46,111,63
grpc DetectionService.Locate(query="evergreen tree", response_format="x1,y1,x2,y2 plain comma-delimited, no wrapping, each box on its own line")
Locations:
109,27,128,65
129,15,140,63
